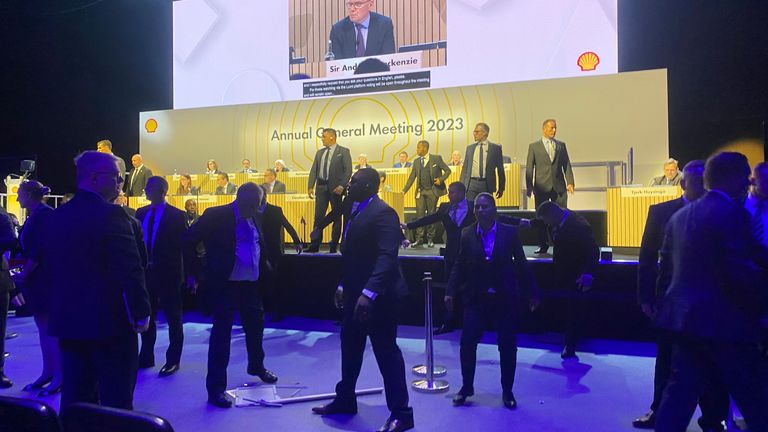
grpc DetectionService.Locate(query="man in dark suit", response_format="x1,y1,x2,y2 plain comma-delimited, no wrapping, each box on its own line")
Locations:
184,183,278,408
44,151,150,411
654,152,768,431
262,168,287,194
307,128,353,253
125,154,153,197
402,140,451,248
136,176,188,377
0,208,17,388
312,168,413,432
330,1,395,60
446,192,539,409
393,151,412,168
537,201,598,359
633,160,728,430
460,123,506,202
96,139,127,180
214,173,238,195
526,119,575,254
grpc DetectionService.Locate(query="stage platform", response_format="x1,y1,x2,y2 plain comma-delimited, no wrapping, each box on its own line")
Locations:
1,315,708,432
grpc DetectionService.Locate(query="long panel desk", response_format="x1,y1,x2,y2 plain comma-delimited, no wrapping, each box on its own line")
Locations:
606,186,680,247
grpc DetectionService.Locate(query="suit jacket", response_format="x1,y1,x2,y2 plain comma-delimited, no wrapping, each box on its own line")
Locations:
136,203,187,287
637,197,685,305
656,191,768,342
402,154,451,197
0,210,16,295
448,222,538,308
308,145,353,191
525,138,574,195
407,201,475,264
649,173,682,186
261,203,301,260
330,12,396,60
17,204,54,310
215,183,238,195
184,203,272,290
393,162,412,168
125,165,153,197
460,142,506,194
263,180,286,194
551,211,599,288
341,195,408,299
44,189,150,339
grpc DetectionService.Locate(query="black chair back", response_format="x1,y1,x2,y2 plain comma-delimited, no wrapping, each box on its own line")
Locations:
62,403,174,432
0,396,62,432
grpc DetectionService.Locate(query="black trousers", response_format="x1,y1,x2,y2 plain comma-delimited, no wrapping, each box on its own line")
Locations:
656,333,768,432
533,189,568,248
649,330,728,428
139,268,184,366
312,183,343,248
335,294,412,421
466,179,490,202
564,286,586,351
0,291,7,374
460,292,518,394
414,189,439,243
206,281,265,396
59,332,139,412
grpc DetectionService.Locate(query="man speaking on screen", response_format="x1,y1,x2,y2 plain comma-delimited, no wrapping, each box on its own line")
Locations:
330,0,396,60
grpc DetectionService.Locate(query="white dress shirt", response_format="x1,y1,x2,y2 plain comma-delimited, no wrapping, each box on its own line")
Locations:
477,221,497,260
450,199,469,227
229,202,261,282
471,141,489,178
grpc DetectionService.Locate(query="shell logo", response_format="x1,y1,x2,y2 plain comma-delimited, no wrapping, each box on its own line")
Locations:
11,185,19,194
577,52,600,72
145,118,158,133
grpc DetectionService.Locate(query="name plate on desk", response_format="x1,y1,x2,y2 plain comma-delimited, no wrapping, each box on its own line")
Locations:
247,173,261,180
195,195,219,204
379,168,408,174
285,194,313,202
620,186,679,198
326,52,424,77
287,171,309,178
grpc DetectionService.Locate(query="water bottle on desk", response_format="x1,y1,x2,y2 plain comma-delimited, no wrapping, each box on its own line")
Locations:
324,40,335,61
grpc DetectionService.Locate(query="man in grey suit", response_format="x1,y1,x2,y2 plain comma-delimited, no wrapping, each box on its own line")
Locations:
459,123,506,202
402,140,451,248
125,154,153,197
308,128,353,253
654,152,768,431
214,173,237,195
649,158,682,186
525,119,575,254
330,0,395,60
262,168,286,194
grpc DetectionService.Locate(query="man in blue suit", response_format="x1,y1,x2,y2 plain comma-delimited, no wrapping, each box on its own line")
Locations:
654,152,768,431
330,1,396,60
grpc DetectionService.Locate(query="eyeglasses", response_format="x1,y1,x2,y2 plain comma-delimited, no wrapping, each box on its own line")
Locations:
346,1,370,9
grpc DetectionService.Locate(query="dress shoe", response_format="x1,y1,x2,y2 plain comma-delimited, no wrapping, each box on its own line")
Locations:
409,241,421,248
502,392,517,410
328,244,338,254
159,363,180,377
38,386,62,397
0,374,12,389
23,376,52,391
3,352,9,358
138,357,155,369
306,245,320,253
534,246,549,255
427,241,434,248
247,367,278,384
376,416,414,432
561,347,577,359
5,332,18,340
632,411,656,429
452,387,474,406
312,401,358,415
208,393,232,408
433,324,453,335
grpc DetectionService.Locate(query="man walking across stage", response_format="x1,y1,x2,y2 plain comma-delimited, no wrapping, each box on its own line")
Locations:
402,140,451,248
307,128,353,253
185,183,278,408
526,119,575,255
632,160,729,430
445,192,539,409
459,123,505,202
330,0,395,60
312,168,414,432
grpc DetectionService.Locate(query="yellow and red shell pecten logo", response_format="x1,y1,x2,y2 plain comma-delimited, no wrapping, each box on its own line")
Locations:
145,118,158,133
577,52,600,72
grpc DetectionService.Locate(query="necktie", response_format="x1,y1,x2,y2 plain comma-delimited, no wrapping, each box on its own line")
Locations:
420,156,426,168
355,24,365,57
449,206,458,226
146,207,156,258
131,167,139,190
322,147,330,180
547,140,555,161
478,143,484,178
753,201,766,245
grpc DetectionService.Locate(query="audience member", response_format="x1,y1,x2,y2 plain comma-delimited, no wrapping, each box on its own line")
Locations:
0,208,17,388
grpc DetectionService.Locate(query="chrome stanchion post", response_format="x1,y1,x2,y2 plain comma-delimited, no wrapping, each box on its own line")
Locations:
412,272,449,393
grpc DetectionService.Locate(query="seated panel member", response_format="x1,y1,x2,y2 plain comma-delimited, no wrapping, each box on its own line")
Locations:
262,168,286,194
393,151,412,168
274,159,290,173
206,159,223,175
214,173,237,195
649,158,681,186
241,159,257,174
355,153,370,170
330,0,396,60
